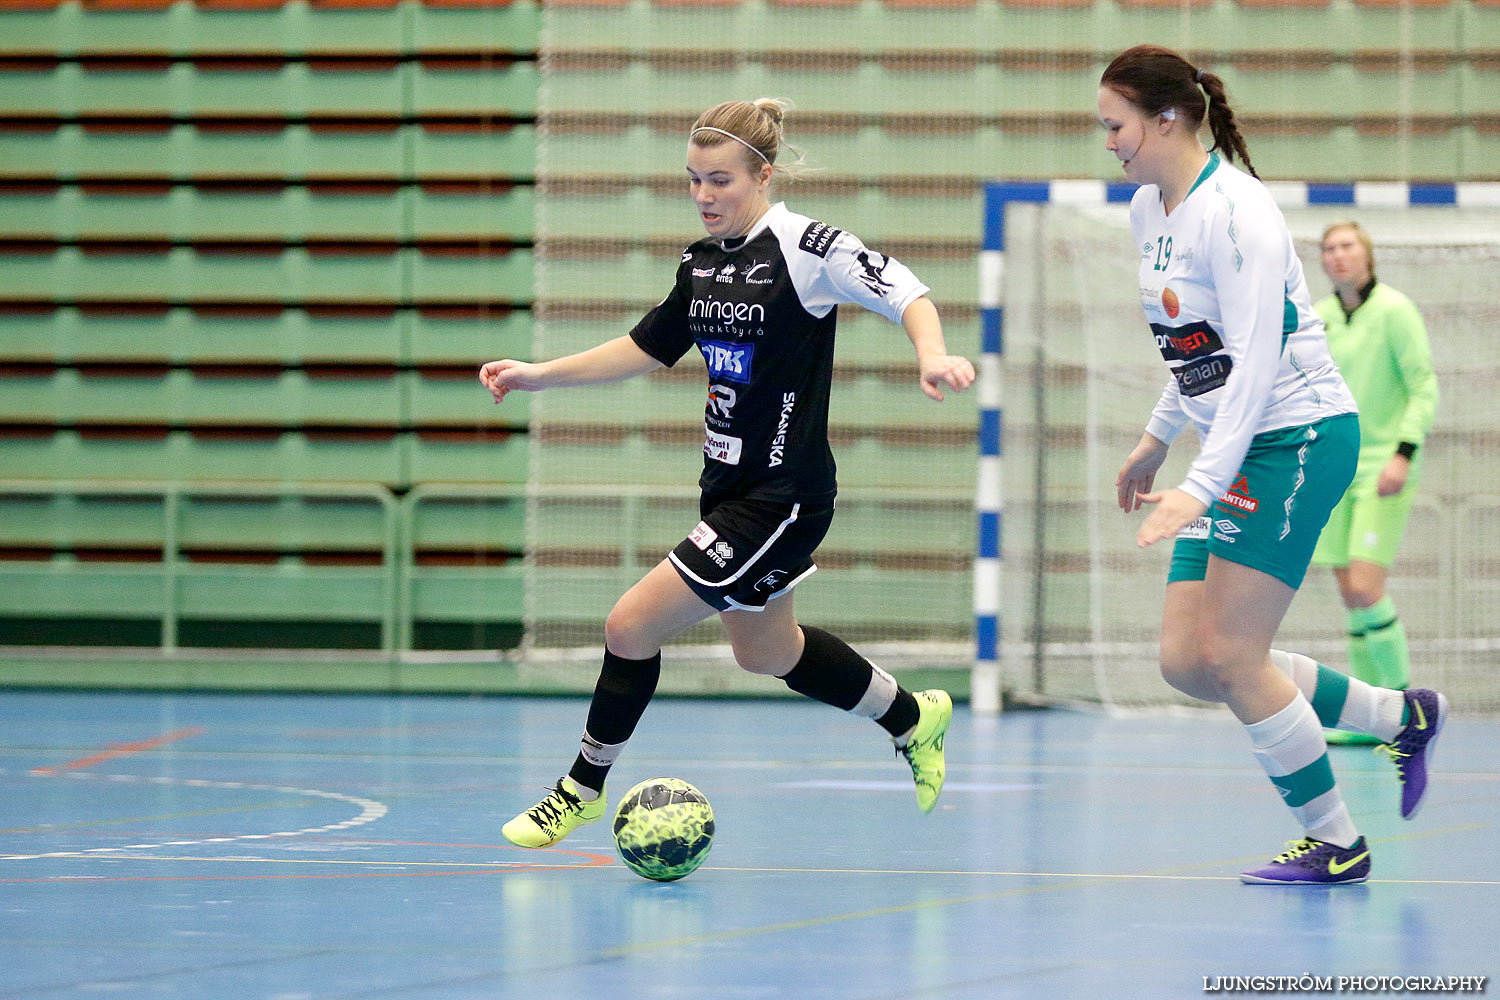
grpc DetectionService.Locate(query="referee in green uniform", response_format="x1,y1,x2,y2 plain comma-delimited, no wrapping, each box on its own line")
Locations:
1311,221,1440,744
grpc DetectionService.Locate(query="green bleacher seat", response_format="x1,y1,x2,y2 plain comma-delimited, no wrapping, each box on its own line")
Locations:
0,183,419,241
0,489,391,555
407,493,527,553
410,183,534,239
408,307,533,365
827,370,978,429
0,123,458,183
409,247,535,303
402,429,529,484
406,368,532,426
410,60,540,116
405,562,525,633
409,123,537,180
0,429,407,483
1460,61,1500,115
0,246,412,304
530,429,702,485
1459,124,1499,179
0,306,418,364
1,367,400,427
411,1,543,53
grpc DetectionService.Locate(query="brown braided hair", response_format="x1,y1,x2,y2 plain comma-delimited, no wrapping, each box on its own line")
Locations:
1100,45,1258,179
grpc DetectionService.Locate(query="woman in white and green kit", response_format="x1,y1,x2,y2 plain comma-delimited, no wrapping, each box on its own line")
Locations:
1312,222,1440,743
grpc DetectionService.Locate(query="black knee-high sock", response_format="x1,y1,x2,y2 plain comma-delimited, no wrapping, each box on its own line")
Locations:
780,626,919,738
567,649,661,793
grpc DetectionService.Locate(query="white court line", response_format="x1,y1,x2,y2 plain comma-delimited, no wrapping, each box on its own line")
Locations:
1,770,387,861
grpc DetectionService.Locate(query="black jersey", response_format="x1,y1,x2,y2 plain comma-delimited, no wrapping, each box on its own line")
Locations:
629,202,929,501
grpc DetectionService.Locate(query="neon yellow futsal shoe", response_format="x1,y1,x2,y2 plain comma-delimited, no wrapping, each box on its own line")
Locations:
502,776,606,848
897,689,952,813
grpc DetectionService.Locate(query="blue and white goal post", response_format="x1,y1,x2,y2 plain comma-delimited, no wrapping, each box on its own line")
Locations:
971,178,1500,717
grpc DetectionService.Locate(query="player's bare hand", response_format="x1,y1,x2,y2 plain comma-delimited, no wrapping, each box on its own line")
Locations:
478,359,543,404
918,354,975,402
1377,454,1411,497
1117,434,1170,512
1135,488,1207,548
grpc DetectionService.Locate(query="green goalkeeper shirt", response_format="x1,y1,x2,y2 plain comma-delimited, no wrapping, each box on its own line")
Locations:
1314,281,1439,490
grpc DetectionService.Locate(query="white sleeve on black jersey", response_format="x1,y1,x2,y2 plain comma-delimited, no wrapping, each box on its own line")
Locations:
773,209,930,322
816,231,930,322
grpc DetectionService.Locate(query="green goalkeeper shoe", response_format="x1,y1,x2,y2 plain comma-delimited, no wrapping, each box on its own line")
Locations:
897,689,952,813
502,776,606,848
1325,729,1383,747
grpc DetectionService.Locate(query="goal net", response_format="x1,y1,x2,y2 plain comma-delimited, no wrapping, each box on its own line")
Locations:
999,192,1500,712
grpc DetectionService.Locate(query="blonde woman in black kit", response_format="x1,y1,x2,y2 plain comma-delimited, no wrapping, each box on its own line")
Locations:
481,98,975,848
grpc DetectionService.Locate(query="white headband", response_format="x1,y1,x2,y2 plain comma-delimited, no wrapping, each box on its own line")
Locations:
691,126,771,165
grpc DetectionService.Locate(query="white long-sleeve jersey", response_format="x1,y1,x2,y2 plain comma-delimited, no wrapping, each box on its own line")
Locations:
1132,154,1357,508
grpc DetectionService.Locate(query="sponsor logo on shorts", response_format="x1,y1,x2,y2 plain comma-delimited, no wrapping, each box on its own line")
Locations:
706,539,735,569
704,427,742,465
688,521,718,550
1213,519,1241,542
754,569,788,593
799,221,843,258
1218,474,1259,513
1177,516,1211,540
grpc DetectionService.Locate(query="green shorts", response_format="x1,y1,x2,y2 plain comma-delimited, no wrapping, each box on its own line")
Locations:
1168,414,1359,591
1309,477,1418,569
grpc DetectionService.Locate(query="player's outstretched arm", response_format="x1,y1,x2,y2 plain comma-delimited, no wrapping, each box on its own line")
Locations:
479,335,663,404
901,297,975,402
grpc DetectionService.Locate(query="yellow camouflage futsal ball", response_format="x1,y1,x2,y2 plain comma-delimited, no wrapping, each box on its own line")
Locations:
612,777,715,882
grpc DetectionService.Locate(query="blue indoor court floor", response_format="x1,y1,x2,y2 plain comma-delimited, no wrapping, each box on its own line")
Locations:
1,689,1497,999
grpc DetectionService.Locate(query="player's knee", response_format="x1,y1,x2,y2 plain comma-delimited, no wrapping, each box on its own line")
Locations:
1341,580,1385,610
1159,635,1235,702
1158,651,1208,698
603,605,656,661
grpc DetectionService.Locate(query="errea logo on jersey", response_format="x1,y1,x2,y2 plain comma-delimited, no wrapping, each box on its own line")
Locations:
700,340,754,384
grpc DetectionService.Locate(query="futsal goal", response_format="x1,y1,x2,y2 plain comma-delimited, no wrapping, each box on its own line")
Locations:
976,180,1500,715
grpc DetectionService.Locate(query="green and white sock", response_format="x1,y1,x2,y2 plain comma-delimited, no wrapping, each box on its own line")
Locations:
1246,694,1359,848
1269,649,1406,742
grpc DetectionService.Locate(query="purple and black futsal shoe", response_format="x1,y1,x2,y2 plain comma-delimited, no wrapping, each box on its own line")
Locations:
1240,836,1371,886
1380,688,1449,820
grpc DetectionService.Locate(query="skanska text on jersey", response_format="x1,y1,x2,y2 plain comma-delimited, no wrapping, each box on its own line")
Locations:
767,392,796,469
